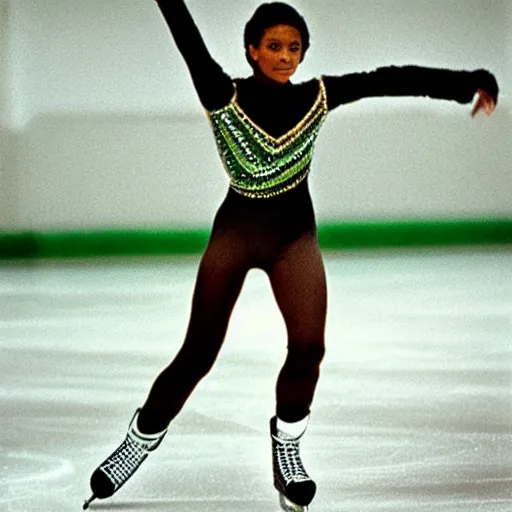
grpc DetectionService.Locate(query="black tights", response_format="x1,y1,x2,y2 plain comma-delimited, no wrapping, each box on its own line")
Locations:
137,189,327,434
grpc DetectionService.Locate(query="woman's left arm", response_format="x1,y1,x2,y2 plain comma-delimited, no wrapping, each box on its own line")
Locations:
323,66,499,116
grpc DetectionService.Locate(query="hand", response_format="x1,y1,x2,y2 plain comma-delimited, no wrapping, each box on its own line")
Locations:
471,88,496,117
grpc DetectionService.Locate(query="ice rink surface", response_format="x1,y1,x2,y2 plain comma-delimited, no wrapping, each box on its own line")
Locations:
0,247,511,511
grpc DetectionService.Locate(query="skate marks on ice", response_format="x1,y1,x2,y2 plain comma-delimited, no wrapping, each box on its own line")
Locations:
0,250,511,511
82,499,304,512
309,428,511,512
309,249,512,511
80,498,276,511
0,450,75,510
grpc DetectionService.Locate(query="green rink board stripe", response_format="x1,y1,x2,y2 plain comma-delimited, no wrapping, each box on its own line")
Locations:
1,219,511,259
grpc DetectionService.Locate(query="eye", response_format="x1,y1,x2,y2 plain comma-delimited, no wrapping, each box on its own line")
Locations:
268,42,280,51
290,46,301,53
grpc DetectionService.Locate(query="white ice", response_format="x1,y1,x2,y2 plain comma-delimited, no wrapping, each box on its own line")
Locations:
0,248,511,511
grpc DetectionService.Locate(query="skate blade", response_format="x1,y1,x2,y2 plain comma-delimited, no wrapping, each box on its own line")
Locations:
279,493,308,512
83,495,96,510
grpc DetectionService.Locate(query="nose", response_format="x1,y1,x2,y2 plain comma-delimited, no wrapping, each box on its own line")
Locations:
279,50,292,63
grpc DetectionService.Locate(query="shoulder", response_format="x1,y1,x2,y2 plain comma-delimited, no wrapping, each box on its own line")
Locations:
290,78,324,102
293,78,321,91
294,78,328,100
232,76,253,91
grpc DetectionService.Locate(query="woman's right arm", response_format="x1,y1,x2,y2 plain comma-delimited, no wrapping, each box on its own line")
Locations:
155,0,234,111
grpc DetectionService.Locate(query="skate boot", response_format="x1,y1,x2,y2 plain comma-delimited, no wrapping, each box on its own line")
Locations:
270,416,316,512
83,408,167,510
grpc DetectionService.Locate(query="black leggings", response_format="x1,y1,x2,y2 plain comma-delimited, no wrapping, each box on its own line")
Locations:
138,184,327,433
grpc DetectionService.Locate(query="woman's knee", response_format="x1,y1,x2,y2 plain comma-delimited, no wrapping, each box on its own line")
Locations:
286,339,325,368
173,344,219,381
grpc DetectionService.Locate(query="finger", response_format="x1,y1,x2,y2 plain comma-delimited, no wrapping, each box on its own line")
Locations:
471,98,481,117
484,99,495,116
480,89,497,111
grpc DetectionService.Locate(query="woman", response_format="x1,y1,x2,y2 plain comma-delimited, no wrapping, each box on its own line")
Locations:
84,1,498,510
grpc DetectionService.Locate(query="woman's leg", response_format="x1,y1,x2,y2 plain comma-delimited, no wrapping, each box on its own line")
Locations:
266,234,327,423
84,232,251,506
137,233,250,433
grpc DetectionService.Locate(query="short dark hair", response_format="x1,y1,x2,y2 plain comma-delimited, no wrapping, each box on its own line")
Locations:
244,2,310,70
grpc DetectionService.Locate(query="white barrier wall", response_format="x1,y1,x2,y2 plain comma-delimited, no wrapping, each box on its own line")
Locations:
0,0,7,123
0,0,13,229
1,0,511,231
508,0,512,93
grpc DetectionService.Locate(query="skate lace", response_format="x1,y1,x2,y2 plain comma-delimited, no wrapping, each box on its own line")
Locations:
276,439,310,485
100,435,151,488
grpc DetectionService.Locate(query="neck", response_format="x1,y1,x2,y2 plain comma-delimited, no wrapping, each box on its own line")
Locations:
252,68,290,88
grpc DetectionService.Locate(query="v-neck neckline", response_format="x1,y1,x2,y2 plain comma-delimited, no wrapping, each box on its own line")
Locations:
231,79,325,146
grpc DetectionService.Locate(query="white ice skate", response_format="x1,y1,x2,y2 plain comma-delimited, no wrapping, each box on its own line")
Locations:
83,408,167,510
270,416,316,512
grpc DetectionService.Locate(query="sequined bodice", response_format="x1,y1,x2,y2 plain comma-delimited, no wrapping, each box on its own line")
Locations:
208,79,328,199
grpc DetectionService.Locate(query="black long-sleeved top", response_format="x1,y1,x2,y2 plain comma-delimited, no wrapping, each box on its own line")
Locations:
156,0,499,141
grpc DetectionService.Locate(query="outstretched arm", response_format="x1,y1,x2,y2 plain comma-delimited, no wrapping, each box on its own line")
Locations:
155,0,234,110
323,66,499,116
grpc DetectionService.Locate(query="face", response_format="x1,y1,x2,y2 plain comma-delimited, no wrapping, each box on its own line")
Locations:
249,24,303,84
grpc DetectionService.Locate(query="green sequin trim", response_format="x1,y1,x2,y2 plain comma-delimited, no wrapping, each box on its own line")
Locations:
207,78,328,198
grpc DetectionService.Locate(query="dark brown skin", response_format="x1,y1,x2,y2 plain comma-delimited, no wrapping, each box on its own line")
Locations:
249,24,303,84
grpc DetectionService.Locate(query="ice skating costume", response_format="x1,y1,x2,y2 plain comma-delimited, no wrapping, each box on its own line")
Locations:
84,0,498,509
160,0,498,229
208,79,328,198
142,0,499,435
